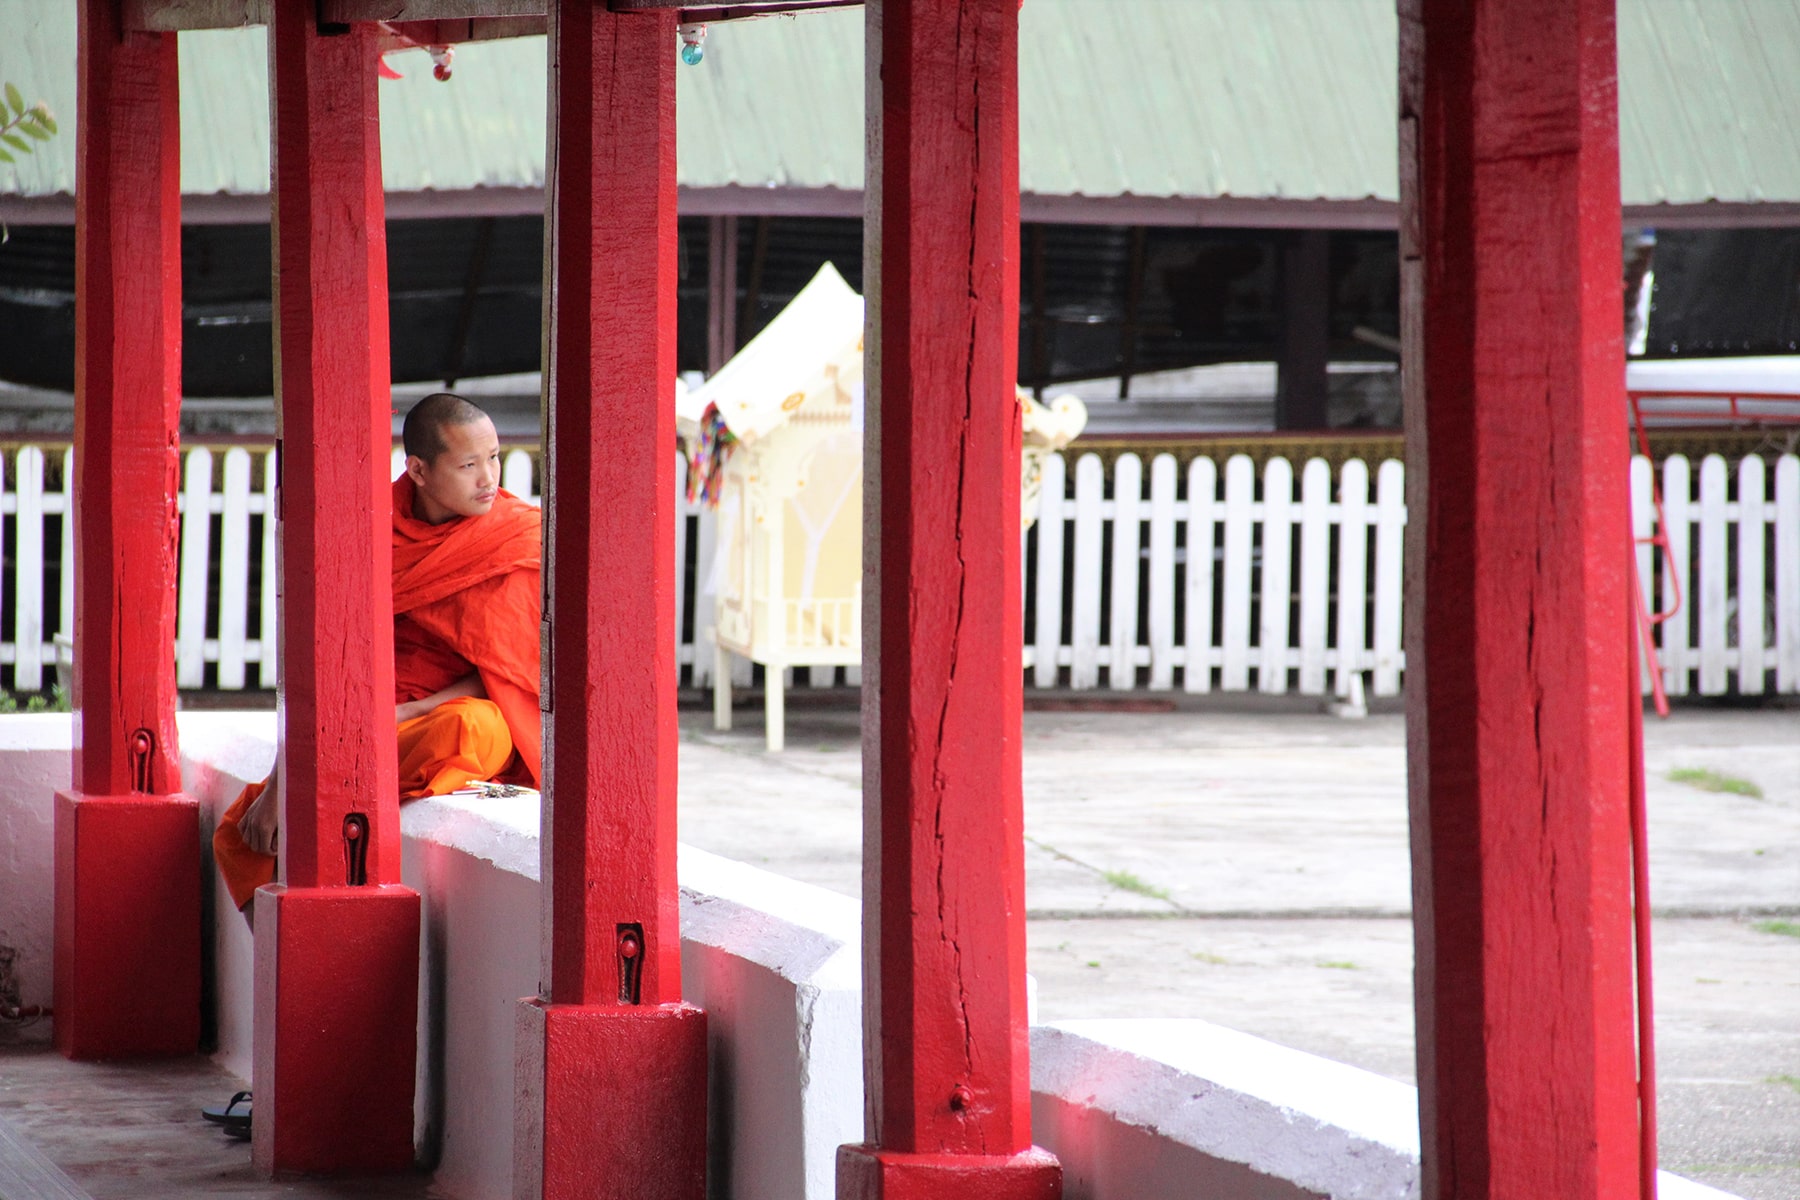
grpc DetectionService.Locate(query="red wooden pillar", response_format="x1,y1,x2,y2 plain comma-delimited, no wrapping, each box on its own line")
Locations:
253,0,419,1175
1401,1,1640,1197
837,2,1059,1197
54,0,200,1062
514,6,705,1198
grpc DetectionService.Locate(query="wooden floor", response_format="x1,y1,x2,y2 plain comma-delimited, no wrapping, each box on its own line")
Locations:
0,1038,441,1199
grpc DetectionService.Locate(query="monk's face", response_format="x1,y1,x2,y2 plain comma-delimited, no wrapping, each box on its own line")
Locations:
408,416,502,525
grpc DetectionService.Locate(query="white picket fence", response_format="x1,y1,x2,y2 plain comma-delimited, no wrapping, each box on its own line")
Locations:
4,445,1797,699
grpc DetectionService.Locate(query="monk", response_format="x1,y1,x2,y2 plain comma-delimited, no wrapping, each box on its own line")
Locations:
212,393,542,916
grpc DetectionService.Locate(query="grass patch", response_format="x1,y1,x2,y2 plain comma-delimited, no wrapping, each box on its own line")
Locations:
0,685,70,714
1767,1074,1800,1095
1752,919,1800,939
1318,960,1359,971
1102,869,1171,902
1668,766,1763,799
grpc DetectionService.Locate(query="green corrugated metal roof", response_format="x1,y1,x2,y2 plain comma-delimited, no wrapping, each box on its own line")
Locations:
3,0,1800,209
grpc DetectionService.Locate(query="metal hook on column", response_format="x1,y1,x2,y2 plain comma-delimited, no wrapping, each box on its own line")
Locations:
343,813,370,886
128,728,155,794
616,923,645,1005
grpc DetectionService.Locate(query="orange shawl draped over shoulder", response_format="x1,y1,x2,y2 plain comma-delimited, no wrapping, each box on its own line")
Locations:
392,475,543,786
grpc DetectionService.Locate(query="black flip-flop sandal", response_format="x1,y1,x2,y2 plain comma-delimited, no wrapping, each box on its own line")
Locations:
202,1090,252,1134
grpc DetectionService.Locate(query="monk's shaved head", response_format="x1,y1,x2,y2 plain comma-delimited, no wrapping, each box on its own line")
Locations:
404,392,490,463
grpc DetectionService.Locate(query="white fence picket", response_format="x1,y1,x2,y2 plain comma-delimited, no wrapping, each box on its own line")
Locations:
1032,453,1068,689
1697,456,1730,694
673,462,690,671
1145,455,1177,691
1219,456,1255,692
1069,454,1105,689
1182,457,1219,694
1371,460,1405,696
1108,454,1143,691
1659,456,1693,695
58,448,73,665
1296,458,1331,695
217,449,254,689
1334,459,1370,699
175,447,214,689
9,444,1798,701
503,450,535,500
1777,456,1800,691
13,448,44,692
1737,456,1766,693
1257,457,1294,694
259,450,279,689
1631,455,1656,693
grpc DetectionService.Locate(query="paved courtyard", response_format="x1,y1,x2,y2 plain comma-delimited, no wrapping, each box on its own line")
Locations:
680,694,1800,1199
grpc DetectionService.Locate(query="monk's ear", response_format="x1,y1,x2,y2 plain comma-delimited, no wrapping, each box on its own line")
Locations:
404,454,429,487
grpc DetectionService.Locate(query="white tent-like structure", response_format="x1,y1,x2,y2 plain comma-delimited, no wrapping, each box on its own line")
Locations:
683,263,1085,750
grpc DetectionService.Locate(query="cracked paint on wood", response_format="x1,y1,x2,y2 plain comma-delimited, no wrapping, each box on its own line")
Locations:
72,0,182,798
269,2,401,890
541,2,682,1008
861,0,1036,1163
1400,1,1641,1197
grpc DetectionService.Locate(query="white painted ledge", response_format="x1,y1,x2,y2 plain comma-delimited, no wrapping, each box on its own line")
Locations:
1032,1019,1744,1200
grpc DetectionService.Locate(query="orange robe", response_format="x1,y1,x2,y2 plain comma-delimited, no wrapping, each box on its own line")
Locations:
212,478,542,910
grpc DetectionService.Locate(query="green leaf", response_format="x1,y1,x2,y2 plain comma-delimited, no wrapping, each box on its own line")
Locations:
4,83,23,118
0,148,14,165
35,111,57,135
20,121,49,142
1,133,25,153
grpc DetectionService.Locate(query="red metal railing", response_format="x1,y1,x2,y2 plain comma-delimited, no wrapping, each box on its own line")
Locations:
1626,389,1800,718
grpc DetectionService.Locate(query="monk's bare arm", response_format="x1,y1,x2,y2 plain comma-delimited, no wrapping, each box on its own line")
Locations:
396,672,486,725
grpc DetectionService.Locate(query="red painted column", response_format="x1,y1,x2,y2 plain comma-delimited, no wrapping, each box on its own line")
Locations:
254,1,419,1175
513,6,705,1198
53,0,199,1062
838,2,1059,1197
1400,1,1640,1197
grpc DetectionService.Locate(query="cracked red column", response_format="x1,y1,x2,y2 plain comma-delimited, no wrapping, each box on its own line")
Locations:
838,2,1059,1197
54,0,199,1062
253,0,419,1175
1401,1,1641,1196
513,6,706,1198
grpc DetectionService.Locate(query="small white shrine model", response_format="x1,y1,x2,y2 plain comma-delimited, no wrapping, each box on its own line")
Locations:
680,264,1085,751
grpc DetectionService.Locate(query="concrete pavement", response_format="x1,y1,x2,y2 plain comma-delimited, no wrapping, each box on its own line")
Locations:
678,694,1800,1199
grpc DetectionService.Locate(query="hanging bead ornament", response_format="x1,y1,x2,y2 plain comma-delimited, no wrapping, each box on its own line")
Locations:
678,23,707,66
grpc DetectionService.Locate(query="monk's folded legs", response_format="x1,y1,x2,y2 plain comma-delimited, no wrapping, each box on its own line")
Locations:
212,697,516,912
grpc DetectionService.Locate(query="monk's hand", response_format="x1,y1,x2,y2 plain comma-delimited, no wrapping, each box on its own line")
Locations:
241,776,281,857
396,700,421,725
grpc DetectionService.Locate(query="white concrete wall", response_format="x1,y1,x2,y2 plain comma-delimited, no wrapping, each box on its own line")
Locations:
0,714,1747,1200
1030,1020,1744,1200
0,715,72,1026
396,794,864,1200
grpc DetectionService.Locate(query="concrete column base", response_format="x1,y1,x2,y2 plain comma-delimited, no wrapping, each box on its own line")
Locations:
514,999,708,1200
252,883,420,1175
52,790,201,1059
836,1145,1062,1200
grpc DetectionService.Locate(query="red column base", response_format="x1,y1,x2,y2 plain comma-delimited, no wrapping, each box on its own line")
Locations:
52,790,201,1059
515,999,708,1200
252,884,420,1176
837,1145,1062,1200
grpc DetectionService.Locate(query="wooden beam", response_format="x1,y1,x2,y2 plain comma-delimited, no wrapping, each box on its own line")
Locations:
516,5,706,1197
125,0,267,31
1400,0,1641,1196
322,0,544,21
1275,229,1331,429
255,0,419,1175
55,0,201,1064
839,1,1060,1195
